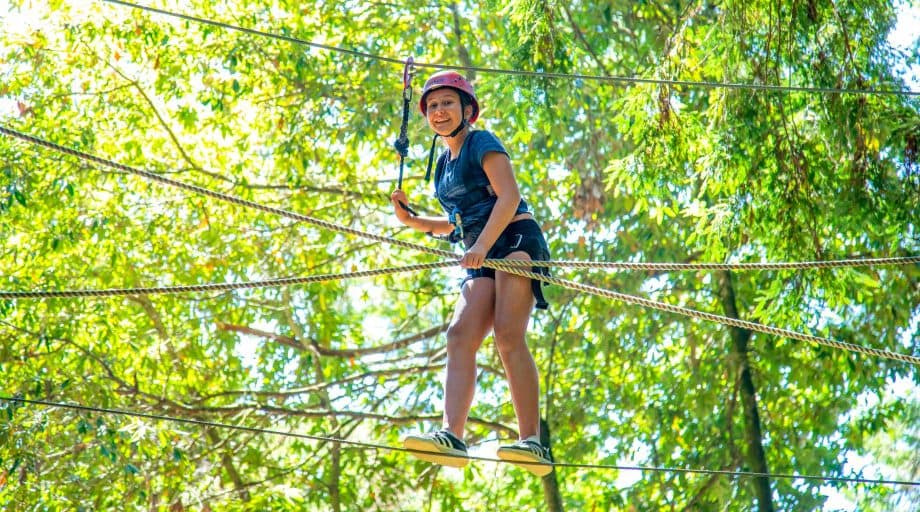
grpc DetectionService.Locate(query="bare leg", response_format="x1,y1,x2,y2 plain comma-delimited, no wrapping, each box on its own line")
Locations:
443,277,495,438
493,251,539,439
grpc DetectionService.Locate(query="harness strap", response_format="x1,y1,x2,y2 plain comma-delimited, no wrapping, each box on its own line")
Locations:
449,207,464,240
532,267,550,310
424,133,440,183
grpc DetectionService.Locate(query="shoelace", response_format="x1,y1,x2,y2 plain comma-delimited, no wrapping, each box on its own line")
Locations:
506,440,549,459
432,430,466,450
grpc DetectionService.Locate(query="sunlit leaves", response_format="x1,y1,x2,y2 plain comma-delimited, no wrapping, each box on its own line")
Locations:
1,0,918,510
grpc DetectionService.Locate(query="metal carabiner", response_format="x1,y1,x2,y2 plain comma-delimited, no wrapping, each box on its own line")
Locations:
402,57,415,101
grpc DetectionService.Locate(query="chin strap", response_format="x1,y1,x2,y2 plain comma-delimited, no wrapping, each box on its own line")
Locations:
424,119,468,183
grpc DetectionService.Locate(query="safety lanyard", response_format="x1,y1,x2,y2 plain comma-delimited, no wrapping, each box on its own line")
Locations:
393,57,418,216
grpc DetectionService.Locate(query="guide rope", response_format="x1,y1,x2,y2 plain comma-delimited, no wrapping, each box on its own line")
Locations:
2,125,917,366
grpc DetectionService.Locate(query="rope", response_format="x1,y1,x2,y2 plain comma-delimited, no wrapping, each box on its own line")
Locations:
2,125,918,366
0,262,454,299
3,256,918,299
3,125,916,273
4,396,918,487
530,256,920,272
101,0,919,97
0,125,457,259
485,262,920,366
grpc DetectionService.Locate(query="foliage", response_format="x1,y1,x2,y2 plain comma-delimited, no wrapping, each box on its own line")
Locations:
1,0,917,510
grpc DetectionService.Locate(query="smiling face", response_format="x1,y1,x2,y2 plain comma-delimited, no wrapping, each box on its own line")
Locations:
425,88,473,136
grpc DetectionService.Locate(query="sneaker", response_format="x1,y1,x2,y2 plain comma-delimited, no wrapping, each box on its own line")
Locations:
402,429,469,468
496,439,554,477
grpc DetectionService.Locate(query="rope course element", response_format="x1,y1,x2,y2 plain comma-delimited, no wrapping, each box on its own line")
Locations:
502,256,920,272
2,127,917,273
4,255,918,299
102,0,920,97
483,264,920,366
2,125,918,366
4,395,919,487
0,262,454,299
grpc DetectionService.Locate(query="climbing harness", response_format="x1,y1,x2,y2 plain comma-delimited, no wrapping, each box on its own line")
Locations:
431,131,498,244
393,57,417,216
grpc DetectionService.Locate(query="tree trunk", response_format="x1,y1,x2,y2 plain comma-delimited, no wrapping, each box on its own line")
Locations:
717,270,774,512
540,417,564,512
205,429,250,502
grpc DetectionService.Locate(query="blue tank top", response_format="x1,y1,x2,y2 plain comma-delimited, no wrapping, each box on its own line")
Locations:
433,130,530,238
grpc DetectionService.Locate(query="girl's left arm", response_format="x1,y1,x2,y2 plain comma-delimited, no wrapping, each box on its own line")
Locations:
460,151,521,269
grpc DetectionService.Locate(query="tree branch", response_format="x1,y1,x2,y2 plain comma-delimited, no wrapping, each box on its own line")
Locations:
194,364,442,403
215,321,448,358
103,56,202,172
560,3,610,75
206,428,251,502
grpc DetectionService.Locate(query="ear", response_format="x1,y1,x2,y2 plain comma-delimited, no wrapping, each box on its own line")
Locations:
464,104,473,121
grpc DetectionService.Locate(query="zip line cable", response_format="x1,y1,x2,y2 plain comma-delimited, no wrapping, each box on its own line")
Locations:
2,125,918,365
4,395,919,487
102,0,919,97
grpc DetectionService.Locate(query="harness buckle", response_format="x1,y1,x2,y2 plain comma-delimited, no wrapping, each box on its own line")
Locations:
450,208,464,241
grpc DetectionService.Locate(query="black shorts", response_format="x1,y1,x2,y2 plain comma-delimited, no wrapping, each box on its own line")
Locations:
461,219,551,310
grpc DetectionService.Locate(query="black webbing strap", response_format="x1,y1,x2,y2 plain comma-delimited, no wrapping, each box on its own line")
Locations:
394,57,417,215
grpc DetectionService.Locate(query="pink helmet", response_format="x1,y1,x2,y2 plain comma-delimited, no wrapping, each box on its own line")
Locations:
418,70,480,123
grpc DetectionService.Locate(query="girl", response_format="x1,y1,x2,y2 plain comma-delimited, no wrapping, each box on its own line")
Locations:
390,71,552,477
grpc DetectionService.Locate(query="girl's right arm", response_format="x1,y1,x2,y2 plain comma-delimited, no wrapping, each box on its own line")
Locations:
390,189,454,235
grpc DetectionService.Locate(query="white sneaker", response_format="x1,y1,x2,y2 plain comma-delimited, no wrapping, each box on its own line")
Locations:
496,439,553,477
403,429,469,468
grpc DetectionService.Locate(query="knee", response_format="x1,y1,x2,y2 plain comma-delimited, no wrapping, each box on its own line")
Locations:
492,321,526,355
446,322,482,356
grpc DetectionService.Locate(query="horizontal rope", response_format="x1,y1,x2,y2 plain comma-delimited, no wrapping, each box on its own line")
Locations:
2,127,916,272
485,262,920,366
5,396,917,487
0,261,454,299
3,125,917,366
102,0,919,97
3,255,918,299
537,255,920,271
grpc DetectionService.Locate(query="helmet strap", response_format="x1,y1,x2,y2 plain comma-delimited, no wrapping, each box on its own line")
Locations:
447,118,468,138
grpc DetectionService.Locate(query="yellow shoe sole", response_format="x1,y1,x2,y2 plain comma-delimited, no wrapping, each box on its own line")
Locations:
403,436,469,468
496,448,554,477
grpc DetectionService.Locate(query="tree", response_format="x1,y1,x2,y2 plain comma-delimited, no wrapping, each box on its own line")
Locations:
1,0,917,510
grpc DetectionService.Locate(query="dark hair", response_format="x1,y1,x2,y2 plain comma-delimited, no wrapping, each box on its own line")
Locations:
457,90,473,117
457,90,472,109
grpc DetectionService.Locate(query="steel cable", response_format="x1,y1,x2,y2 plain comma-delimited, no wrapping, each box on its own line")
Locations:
102,0,919,97
4,395,918,487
